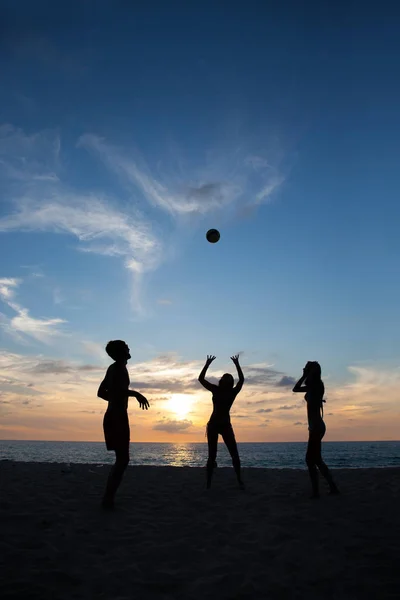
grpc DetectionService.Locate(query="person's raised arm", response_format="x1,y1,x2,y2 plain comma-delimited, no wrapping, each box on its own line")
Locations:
231,354,244,393
292,366,309,393
198,355,216,391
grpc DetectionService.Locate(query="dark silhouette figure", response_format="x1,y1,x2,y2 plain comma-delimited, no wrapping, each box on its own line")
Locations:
98,340,149,509
198,354,245,490
293,361,339,498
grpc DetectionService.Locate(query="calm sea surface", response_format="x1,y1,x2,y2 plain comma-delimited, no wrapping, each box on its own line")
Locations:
1,441,399,469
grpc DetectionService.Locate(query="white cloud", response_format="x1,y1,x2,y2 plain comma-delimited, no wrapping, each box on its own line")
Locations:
0,278,66,344
10,308,65,344
0,278,20,301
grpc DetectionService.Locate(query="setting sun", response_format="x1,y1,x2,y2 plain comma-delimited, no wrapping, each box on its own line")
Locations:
168,394,193,418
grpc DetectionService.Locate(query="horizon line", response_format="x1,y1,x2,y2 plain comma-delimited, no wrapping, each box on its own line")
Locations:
1,439,399,444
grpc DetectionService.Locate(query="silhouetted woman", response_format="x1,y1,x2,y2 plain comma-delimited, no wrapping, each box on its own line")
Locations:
198,354,245,490
293,361,339,498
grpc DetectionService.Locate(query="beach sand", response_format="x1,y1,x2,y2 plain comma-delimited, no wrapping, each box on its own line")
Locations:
1,463,399,599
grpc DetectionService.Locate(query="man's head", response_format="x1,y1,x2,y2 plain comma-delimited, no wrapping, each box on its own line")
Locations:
105,340,131,362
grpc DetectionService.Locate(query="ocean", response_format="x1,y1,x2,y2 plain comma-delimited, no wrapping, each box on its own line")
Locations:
0,440,399,469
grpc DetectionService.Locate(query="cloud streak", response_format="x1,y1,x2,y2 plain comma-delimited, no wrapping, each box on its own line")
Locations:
78,134,246,217
0,278,66,344
78,133,283,218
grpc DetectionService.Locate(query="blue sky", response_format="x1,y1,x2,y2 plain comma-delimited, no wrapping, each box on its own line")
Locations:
0,1,399,441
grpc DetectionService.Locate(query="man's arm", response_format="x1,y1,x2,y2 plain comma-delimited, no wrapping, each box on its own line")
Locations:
129,390,150,410
198,355,216,391
97,377,109,401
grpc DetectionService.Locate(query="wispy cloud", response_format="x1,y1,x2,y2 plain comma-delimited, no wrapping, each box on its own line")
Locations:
78,133,283,218
0,278,66,344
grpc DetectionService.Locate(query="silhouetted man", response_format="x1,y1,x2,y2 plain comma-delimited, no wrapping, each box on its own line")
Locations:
98,340,149,509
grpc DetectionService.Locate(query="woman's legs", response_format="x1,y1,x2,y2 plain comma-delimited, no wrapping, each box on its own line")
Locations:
102,445,130,508
306,428,339,497
206,425,219,489
306,434,321,497
221,425,244,489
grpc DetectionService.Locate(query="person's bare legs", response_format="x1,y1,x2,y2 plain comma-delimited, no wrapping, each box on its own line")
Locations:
206,427,218,489
316,458,339,494
222,425,244,489
306,435,321,498
306,433,339,497
102,446,130,508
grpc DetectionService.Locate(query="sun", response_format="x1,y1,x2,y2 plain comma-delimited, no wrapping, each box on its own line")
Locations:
168,394,193,418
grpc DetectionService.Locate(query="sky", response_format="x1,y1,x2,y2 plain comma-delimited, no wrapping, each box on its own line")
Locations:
0,1,399,442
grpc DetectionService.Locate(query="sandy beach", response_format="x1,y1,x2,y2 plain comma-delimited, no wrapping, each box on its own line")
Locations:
1,463,399,599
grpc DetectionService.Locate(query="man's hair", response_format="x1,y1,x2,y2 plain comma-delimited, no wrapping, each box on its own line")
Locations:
105,340,127,361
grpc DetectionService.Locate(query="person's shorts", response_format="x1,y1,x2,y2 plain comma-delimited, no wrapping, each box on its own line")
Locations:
103,410,130,452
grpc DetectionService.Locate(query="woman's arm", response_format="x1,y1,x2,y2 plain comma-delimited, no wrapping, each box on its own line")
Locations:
231,354,244,393
198,355,216,391
292,374,308,393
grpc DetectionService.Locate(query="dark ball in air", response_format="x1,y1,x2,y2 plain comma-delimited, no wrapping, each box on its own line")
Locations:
206,229,220,243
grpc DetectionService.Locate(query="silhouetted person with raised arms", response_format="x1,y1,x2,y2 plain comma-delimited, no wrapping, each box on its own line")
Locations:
98,340,149,509
293,361,339,498
198,354,245,490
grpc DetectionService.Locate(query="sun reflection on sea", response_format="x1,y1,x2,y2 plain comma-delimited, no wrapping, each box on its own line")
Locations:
162,443,201,467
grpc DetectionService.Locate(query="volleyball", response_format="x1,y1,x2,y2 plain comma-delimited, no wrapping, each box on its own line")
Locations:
206,229,220,243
